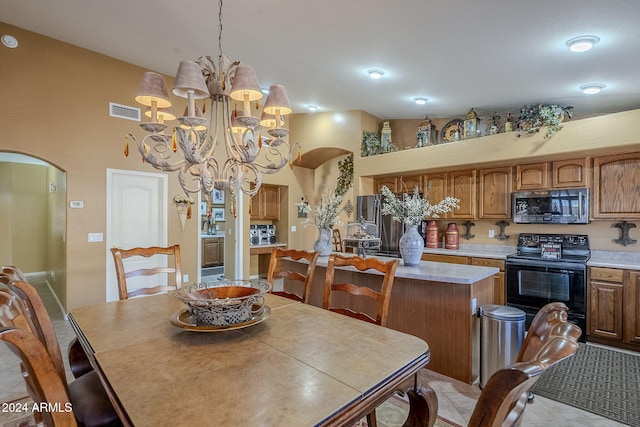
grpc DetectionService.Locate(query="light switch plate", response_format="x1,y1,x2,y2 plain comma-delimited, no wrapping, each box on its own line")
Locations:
88,233,103,242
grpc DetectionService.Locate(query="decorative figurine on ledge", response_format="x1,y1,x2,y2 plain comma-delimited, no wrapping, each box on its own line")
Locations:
417,116,437,147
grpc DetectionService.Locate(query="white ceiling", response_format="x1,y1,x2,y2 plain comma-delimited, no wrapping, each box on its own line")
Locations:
2,0,640,119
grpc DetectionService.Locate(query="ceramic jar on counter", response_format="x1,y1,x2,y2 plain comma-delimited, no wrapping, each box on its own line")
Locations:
445,223,459,250
426,220,439,248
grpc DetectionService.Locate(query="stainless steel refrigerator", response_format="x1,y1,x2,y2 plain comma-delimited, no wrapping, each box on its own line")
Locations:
356,194,404,257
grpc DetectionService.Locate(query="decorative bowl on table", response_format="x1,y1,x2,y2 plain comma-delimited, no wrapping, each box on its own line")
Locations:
170,279,271,327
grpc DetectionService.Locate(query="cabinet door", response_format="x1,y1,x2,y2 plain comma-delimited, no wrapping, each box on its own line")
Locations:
400,175,423,194
593,153,640,218
552,158,589,188
374,177,398,193
589,277,624,341
515,163,548,190
478,167,512,219
203,238,221,267
424,173,448,215
471,258,505,305
625,271,640,344
261,185,281,220
421,253,468,264
448,170,476,219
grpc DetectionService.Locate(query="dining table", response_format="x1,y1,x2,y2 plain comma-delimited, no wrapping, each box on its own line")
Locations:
68,291,437,426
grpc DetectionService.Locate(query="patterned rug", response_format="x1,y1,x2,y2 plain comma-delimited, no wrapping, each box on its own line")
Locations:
531,343,640,427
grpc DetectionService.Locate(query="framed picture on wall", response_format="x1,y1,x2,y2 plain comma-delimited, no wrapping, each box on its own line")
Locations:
212,208,225,222
213,189,225,205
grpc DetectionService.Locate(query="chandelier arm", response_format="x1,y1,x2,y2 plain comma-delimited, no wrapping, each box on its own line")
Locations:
252,140,300,173
128,132,185,172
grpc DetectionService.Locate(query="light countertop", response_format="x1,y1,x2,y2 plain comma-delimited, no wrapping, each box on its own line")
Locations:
588,250,640,269
201,233,225,238
293,253,498,285
422,243,516,260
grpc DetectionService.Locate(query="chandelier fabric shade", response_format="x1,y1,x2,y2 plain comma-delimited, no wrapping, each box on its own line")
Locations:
134,72,172,108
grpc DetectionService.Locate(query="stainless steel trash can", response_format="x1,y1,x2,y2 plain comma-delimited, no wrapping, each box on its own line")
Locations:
479,304,525,389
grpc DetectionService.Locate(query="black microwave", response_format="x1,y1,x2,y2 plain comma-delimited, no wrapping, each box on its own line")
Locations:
512,188,589,224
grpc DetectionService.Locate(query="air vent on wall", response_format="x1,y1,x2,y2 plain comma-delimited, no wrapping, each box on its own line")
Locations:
109,102,140,122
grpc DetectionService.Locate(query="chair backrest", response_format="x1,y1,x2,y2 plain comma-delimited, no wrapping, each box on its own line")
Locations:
0,327,77,426
266,248,319,303
322,254,399,326
0,279,67,383
516,302,582,363
468,304,581,427
111,245,182,300
332,229,343,252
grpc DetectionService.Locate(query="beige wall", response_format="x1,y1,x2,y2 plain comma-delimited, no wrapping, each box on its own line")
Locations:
1,23,197,310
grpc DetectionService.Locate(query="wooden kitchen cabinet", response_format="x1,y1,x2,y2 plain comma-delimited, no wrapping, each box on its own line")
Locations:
593,153,640,219
625,271,640,345
400,174,423,193
478,167,512,219
589,267,624,341
250,184,280,220
515,162,548,190
424,172,448,207
448,170,476,219
202,237,223,267
551,158,589,188
373,176,398,193
421,253,505,305
588,266,640,350
471,257,505,305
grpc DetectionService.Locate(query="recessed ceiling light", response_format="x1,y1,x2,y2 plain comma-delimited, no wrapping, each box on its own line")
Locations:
1,34,18,49
307,105,318,112
260,88,269,95
580,83,606,94
367,69,385,79
566,35,600,52
414,98,428,105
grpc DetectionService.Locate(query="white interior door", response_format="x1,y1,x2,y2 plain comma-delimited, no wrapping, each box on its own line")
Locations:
106,169,167,302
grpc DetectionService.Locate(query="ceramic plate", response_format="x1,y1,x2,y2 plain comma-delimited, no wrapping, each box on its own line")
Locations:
169,306,271,332
439,119,463,144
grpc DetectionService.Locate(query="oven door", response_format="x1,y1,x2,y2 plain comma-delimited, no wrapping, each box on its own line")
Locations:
506,258,586,315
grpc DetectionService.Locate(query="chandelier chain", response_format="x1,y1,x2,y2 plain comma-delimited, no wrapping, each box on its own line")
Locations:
218,0,224,58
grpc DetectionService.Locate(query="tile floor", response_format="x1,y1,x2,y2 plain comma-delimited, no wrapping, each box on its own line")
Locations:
0,275,630,426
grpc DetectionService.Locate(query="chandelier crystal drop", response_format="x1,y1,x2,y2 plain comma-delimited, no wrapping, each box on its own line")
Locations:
125,0,300,212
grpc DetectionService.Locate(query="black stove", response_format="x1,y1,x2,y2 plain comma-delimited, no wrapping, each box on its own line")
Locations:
507,233,590,265
506,233,589,341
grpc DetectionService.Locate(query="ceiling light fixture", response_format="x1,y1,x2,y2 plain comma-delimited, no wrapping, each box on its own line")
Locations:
1,34,18,49
126,0,300,212
307,105,318,112
368,69,385,79
566,35,600,52
580,83,606,94
414,98,428,105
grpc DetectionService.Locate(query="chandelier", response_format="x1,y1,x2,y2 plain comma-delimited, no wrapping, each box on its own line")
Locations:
125,0,300,212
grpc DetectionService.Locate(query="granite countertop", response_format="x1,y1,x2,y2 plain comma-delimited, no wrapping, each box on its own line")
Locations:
201,233,225,238
296,253,498,285
422,243,516,260
250,243,287,248
588,250,640,269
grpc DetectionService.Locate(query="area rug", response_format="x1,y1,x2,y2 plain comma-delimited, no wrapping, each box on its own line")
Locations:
354,394,462,427
531,343,640,427
0,397,36,427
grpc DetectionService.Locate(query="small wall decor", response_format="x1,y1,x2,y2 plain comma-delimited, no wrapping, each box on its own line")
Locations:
417,116,437,147
614,221,637,246
211,207,225,222
297,197,309,218
343,199,354,218
461,220,475,240
495,220,510,241
463,108,479,139
174,193,195,231
212,189,225,205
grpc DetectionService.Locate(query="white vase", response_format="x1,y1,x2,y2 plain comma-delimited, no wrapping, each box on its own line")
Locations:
399,225,424,266
313,228,333,257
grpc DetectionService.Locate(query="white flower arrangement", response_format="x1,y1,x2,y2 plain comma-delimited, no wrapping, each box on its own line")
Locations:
295,193,344,229
174,193,195,204
380,185,459,226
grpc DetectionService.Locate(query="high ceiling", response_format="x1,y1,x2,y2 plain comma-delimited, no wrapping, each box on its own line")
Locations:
2,0,640,119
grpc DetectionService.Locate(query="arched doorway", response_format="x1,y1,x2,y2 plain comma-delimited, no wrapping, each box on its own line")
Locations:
0,152,67,309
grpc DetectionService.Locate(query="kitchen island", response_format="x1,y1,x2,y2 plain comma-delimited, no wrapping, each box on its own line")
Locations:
283,254,498,384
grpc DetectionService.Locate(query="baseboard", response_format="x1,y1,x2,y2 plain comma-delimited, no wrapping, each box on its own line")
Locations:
44,278,68,318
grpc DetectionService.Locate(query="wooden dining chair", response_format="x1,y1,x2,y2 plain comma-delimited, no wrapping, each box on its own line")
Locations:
111,244,182,300
1,266,93,379
323,254,400,327
332,228,343,252
0,284,122,427
266,248,319,303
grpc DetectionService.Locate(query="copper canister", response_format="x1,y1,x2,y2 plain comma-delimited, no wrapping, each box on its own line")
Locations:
445,223,459,250
426,220,439,248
